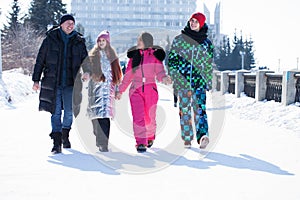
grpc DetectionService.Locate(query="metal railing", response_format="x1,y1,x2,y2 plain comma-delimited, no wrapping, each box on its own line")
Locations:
266,73,282,102
213,70,300,105
216,74,221,91
295,74,300,103
228,73,235,94
243,73,256,98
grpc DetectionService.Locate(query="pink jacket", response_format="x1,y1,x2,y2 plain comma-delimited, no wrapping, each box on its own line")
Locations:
119,47,167,93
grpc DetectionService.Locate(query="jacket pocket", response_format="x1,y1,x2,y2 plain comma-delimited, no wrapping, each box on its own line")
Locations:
152,86,158,93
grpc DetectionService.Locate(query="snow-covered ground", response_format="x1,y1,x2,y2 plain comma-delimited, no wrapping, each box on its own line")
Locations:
1,69,300,200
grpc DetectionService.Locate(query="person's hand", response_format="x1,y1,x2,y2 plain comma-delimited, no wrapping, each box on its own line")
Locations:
82,73,90,82
32,82,40,91
115,92,122,100
162,75,172,85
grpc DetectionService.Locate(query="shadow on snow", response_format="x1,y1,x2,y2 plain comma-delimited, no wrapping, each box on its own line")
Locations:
47,147,294,176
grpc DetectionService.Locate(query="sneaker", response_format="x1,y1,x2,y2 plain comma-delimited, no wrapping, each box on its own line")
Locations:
147,140,154,148
136,144,147,153
199,135,209,149
99,145,108,152
184,141,191,148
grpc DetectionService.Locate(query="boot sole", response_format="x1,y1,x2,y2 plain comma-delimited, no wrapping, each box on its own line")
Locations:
51,148,62,154
199,136,209,149
63,144,71,148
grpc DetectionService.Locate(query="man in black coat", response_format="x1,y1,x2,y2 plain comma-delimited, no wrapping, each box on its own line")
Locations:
32,14,88,154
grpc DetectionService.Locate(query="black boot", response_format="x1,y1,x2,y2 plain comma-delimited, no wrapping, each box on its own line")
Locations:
147,140,154,148
136,144,147,153
62,128,71,148
49,132,62,154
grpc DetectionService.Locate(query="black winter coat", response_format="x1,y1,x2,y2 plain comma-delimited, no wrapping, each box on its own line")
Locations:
32,27,88,114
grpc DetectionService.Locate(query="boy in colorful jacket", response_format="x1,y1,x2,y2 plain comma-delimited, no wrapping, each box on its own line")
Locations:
168,12,214,149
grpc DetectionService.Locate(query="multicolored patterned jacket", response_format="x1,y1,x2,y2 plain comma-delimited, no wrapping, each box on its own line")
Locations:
168,34,213,91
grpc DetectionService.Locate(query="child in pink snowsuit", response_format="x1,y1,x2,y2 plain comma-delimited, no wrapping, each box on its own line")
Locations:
116,32,171,153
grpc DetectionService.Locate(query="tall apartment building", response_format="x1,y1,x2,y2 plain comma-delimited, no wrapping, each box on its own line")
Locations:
71,0,197,53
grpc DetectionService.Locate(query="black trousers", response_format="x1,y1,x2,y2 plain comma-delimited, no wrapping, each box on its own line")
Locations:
92,118,110,147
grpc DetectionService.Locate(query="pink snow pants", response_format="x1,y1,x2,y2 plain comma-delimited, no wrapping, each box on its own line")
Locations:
129,83,158,146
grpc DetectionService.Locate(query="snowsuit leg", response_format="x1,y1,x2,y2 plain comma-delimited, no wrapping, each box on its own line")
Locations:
130,85,158,146
192,88,208,143
144,84,158,141
130,89,148,146
178,89,194,141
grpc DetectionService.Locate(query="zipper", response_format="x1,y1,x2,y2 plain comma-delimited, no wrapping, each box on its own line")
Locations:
140,51,145,92
189,45,200,89
190,45,194,90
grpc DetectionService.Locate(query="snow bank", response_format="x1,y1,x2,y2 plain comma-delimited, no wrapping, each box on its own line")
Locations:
223,92,300,135
0,68,35,108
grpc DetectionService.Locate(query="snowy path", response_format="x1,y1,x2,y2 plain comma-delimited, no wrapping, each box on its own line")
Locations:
1,84,300,200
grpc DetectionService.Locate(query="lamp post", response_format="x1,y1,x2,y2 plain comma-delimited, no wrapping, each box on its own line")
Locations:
297,57,299,70
239,50,245,70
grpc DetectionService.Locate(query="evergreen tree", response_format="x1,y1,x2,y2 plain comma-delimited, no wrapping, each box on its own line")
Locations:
75,23,85,35
25,0,67,34
230,33,244,70
2,0,22,40
85,34,94,51
244,36,256,69
214,31,256,71
215,36,231,71
75,23,94,50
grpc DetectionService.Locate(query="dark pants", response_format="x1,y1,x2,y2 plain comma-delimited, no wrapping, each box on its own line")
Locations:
51,86,73,132
92,118,110,147
174,92,178,105
173,87,178,106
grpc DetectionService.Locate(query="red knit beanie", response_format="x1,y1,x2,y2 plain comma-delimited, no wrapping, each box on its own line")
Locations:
190,12,206,28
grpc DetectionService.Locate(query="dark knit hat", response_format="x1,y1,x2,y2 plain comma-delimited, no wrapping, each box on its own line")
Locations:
190,12,206,28
140,32,153,48
60,14,75,25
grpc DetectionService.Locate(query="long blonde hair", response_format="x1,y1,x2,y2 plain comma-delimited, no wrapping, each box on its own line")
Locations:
89,43,122,84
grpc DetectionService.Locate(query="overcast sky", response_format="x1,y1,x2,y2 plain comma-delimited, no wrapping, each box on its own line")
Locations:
1,0,300,71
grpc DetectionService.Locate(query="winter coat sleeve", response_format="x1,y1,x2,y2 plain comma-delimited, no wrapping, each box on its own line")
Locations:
80,43,89,74
167,37,180,83
153,47,167,82
32,38,48,82
155,59,167,82
118,58,134,93
202,40,214,90
81,54,92,75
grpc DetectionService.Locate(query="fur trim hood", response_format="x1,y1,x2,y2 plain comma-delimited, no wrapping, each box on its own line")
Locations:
127,46,166,71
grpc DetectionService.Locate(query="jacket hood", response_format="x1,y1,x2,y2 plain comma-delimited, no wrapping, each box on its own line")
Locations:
127,45,166,72
127,46,165,61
